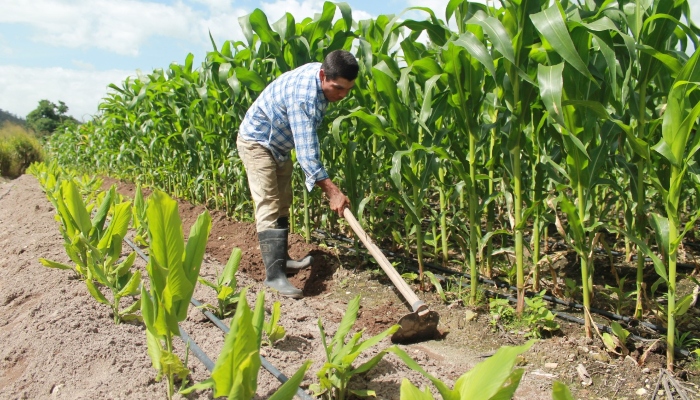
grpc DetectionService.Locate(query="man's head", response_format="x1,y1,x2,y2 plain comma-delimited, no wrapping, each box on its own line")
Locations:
320,50,358,102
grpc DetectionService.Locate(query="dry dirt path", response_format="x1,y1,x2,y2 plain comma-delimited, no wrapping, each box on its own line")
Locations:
0,175,657,399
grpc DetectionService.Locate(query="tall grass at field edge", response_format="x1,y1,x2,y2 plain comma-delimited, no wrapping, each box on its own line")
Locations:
0,122,44,178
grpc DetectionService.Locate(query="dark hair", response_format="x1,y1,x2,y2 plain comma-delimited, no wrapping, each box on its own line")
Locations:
321,50,359,81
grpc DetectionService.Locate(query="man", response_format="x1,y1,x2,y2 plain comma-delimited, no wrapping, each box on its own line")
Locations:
236,50,358,298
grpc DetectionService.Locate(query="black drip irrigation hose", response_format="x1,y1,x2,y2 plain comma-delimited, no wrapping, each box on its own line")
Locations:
125,238,314,400
315,229,690,357
311,229,679,336
414,267,691,358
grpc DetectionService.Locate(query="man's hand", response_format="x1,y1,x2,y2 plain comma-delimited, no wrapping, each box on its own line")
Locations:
316,178,350,217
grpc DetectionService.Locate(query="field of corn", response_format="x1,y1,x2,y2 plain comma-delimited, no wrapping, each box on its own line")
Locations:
6,0,700,398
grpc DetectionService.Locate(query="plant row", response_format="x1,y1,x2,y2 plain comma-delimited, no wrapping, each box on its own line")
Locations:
45,0,700,370
27,162,574,399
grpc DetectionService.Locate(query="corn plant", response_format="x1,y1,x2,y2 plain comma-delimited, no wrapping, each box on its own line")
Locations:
141,189,212,399
310,294,400,400
197,247,242,319
182,289,310,399
467,0,544,314
648,49,700,370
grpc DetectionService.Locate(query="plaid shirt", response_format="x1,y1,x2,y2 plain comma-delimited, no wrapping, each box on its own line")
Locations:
238,62,329,192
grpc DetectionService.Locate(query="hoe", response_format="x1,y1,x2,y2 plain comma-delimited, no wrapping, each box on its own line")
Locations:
344,208,440,343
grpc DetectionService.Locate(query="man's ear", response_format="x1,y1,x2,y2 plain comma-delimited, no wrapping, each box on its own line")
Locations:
319,68,326,81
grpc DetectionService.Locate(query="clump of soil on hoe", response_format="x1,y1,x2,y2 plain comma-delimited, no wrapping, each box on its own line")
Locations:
0,174,690,399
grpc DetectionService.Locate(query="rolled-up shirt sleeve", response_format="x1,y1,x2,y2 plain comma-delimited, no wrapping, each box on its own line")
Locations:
289,99,329,191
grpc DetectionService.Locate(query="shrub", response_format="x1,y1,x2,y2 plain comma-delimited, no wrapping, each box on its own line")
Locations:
0,123,44,177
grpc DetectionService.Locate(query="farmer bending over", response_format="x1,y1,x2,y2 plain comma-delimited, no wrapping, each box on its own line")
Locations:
236,50,358,298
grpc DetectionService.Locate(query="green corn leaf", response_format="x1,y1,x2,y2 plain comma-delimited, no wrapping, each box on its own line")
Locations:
537,63,566,128
247,9,281,54
675,294,693,317
604,224,668,283
450,31,496,78
558,195,585,256
531,3,596,85
467,11,514,66
348,324,399,364
233,68,266,92
649,213,670,259
332,295,361,354
272,13,295,41
611,321,629,344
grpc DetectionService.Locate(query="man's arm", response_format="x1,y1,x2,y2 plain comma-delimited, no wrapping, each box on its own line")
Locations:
315,178,350,217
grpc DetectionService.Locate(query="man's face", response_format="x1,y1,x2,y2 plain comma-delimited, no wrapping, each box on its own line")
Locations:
320,69,355,102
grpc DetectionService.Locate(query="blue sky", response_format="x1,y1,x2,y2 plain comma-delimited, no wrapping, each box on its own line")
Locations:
0,0,698,121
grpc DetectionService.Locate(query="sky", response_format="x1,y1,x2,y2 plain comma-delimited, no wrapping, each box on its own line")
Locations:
0,0,698,122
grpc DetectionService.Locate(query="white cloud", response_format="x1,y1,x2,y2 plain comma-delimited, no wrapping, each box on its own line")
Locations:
0,65,133,121
0,0,200,56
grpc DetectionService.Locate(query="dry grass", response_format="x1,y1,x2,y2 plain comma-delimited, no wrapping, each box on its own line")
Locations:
0,122,44,178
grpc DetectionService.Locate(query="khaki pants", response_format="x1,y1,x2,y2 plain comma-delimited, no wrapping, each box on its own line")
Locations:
237,136,293,232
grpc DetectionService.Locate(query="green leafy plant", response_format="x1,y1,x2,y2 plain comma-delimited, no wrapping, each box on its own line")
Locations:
602,321,630,356
310,294,400,400
38,181,141,323
132,183,149,246
197,247,242,319
424,271,447,303
563,277,580,300
262,300,286,346
522,291,559,338
490,292,559,338
140,189,212,400
601,276,636,315
391,340,536,399
489,298,516,329
182,288,310,399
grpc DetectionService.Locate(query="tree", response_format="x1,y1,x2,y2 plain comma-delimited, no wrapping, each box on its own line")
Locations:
26,100,79,136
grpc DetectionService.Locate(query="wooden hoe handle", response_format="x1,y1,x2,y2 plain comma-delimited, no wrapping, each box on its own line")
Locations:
343,208,425,313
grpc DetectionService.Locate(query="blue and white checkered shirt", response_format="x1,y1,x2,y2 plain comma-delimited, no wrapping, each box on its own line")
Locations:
238,62,329,192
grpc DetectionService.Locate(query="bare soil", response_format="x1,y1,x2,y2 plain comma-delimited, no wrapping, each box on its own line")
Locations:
0,174,695,399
